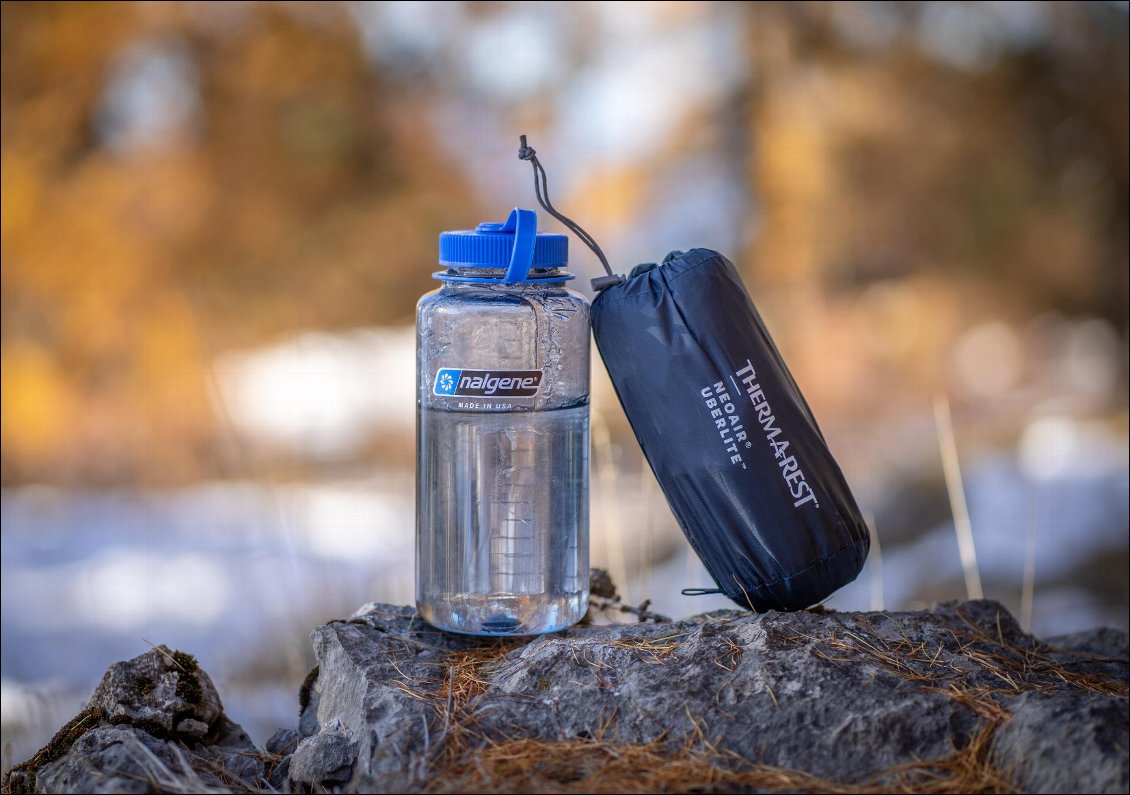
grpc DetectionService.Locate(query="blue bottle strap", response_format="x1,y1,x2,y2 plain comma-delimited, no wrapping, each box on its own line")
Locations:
499,207,537,284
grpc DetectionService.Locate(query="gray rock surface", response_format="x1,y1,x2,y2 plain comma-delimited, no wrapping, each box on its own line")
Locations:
265,727,299,757
33,726,190,795
289,725,359,787
2,646,268,794
89,645,223,738
995,691,1129,794
1048,626,1130,659
6,603,1127,794
294,600,1128,793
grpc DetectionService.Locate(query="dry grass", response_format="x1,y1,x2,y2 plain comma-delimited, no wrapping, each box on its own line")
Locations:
433,642,526,728
713,635,745,672
425,719,1014,794
608,633,688,665
382,636,528,785
874,720,1015,795
389,640,523,707
788,606,1127,721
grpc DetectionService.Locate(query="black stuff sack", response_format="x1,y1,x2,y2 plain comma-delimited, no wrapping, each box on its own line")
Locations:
591,249,870,612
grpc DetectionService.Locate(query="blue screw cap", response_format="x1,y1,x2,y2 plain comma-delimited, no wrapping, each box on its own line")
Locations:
437,208,570,284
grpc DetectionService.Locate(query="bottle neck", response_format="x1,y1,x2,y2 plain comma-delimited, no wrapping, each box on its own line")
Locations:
435,266,572,287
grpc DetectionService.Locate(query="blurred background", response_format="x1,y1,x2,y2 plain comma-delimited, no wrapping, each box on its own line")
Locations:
2,0,1127,767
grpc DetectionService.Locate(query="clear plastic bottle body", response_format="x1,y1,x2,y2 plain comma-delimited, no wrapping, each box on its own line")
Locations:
416,271,590,635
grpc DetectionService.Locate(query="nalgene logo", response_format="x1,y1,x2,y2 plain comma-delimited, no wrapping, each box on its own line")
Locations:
433,368,542,398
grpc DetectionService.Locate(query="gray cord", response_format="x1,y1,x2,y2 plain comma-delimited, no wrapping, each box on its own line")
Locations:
518,135,616,280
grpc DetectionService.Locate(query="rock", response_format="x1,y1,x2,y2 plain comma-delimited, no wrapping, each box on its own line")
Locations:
297,600,1128,794
175,719,209,740
267,755,291,791
266,727,300,757
198,716,267,785
1048,626,1130,659
289,722,359,788
296,605,504,791
32,726,187,794
995,691,1129,794
7,603,1126,794
2,646,265,794
87,647,222,740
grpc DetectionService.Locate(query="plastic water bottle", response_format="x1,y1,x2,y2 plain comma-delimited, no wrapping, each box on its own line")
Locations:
416,208,590,635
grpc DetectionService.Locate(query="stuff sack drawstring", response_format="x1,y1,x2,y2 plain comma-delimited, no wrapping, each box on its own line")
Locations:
518,135,624,292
